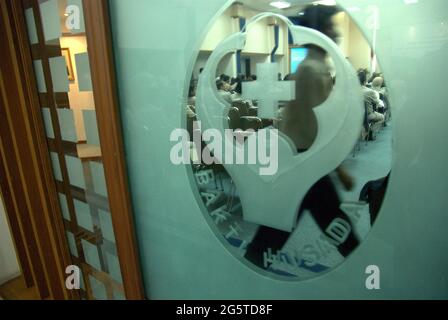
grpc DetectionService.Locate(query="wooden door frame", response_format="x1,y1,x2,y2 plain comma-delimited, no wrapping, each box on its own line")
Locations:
0,0,145,300
82,0,145,300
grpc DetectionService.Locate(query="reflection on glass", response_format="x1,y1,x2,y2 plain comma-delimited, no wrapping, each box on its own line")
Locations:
188,3,392,279
23,0,125,299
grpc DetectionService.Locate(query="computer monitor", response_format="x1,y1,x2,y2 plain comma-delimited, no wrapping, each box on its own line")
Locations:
290,47,308,74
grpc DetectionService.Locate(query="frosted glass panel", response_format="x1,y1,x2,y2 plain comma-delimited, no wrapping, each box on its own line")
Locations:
50,152,62,181
75,53,93,91
109,0,448,299
83,110,100,146
25,8,39,45
58,193,71,221
90,162,108,197
66,231,78,257
57,109,77,142
105,252,122,283
113,291,126,301
67,0,86,34
80,271,85,290
65,155,85,189
74,199,94,232
33,60,47,93
49,56,70,93
41,108,55,139
82,240,101,270
23,0,125,300
89,276,107,300
39,0,61,42
98,209,115,243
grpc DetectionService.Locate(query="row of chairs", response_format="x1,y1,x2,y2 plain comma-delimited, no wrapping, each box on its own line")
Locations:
353,101,388,157
229,101,273,131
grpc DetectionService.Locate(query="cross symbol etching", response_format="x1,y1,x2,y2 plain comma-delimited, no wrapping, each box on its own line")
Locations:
242,63,296,119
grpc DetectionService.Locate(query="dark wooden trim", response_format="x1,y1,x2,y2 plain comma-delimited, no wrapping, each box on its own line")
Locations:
26,0,94,300
0,130,35,289
0,1,49,299
0,0,144,300
83,0,145,300
0,0,79,300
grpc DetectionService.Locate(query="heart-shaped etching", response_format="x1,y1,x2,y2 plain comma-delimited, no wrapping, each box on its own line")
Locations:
196,13,363,232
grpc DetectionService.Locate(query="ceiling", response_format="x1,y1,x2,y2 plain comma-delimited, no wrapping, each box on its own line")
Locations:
238,0,337,16
239,0,309,16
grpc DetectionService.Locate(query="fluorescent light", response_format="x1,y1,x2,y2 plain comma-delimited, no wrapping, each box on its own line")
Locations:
269,1,291,9
404,0,418,4
313,0,336,5
347,6,361,12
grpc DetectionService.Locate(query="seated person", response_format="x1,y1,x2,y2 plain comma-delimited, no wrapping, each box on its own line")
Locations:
230,78,254,106
220,74,230,83
358,70,385,124
372,76,386,95
368,72,382,86
188,84,196,106
216,79,233,104
229,77,242,99
371,76,389,116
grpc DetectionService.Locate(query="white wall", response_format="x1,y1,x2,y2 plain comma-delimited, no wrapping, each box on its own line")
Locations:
60,36,95,142
195,7,373,81
248,54,270,76
193,51,209,79
193,51,236,80
0,194,20,285
196,6,290,78
201,8,237,52
242,9,289,74
348,18,372,70
271,20,290,77
335,12,350,57
333,12,372,71
243,15,270,54
218,53,237,77
276,55,290,79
